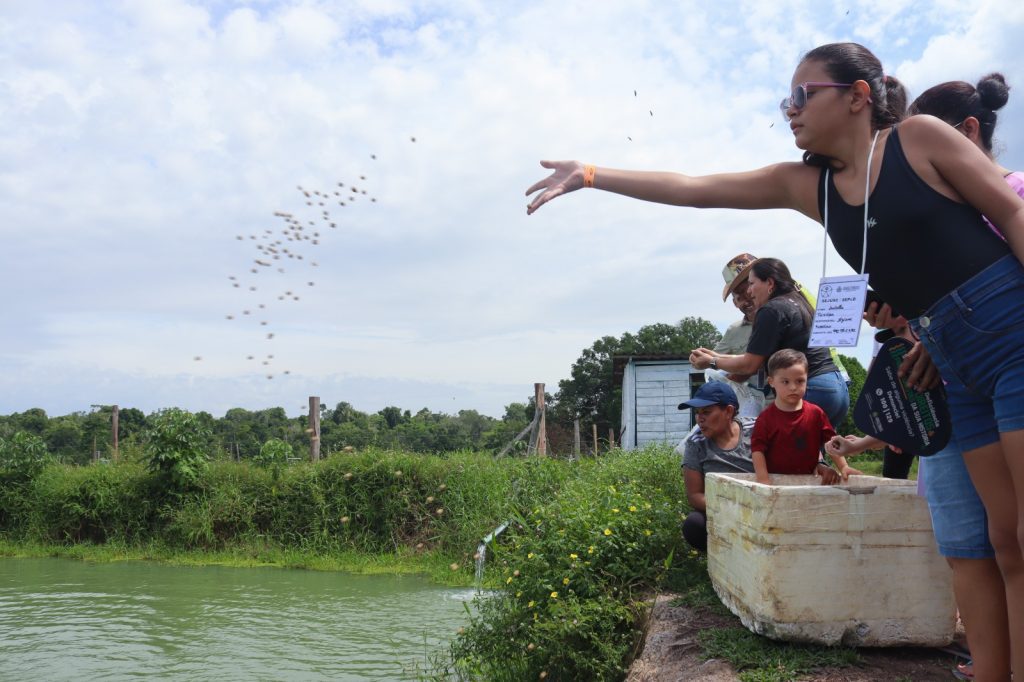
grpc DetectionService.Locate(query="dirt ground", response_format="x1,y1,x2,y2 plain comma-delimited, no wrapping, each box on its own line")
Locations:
626,595,965,682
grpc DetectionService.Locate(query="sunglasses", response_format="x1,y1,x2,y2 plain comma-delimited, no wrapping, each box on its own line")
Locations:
779,82,853,120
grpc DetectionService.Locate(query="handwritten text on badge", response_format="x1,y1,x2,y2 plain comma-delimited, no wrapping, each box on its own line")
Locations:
809,274,869,348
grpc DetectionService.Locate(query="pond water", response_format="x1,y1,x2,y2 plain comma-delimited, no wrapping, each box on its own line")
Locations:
0,557,476,681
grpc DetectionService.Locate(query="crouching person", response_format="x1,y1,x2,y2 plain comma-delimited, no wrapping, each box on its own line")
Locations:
676,383,756,552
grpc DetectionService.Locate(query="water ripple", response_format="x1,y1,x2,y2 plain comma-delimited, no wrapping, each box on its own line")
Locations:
0,558,475,680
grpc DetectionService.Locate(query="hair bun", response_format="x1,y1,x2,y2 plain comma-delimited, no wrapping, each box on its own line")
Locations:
977,72,1009,111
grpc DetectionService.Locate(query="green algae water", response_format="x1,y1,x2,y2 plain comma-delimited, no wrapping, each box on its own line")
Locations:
0,557,475,680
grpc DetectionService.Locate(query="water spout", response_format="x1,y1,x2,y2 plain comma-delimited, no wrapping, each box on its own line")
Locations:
474,522,509,590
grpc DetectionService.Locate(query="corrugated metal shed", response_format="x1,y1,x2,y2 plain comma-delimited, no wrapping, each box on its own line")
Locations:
613,355,705,450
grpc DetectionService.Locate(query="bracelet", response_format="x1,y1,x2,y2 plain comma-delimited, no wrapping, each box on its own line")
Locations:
583,164,596,188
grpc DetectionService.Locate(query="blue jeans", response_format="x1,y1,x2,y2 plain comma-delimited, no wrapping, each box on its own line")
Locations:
919,434,993,559
806,370,850,428
909,255,1024,451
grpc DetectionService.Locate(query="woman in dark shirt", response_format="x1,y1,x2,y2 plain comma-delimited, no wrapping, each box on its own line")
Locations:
690,258,848,427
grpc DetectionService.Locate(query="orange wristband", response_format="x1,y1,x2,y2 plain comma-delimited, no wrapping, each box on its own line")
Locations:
583,164,596,188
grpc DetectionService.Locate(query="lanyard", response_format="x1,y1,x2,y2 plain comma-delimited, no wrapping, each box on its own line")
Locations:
823,129,881,278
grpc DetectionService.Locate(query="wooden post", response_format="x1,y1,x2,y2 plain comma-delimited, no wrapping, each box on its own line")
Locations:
309,396,321,462
608,427,615,450
111,405,119,462
93,435,98,463
534,383,547,457
573,419,581,457
592,423,598,455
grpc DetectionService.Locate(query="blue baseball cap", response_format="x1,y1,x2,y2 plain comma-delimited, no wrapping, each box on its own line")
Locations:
678,382,739,410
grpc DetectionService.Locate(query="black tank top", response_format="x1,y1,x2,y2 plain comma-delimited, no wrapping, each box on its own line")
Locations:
817,126,1010,318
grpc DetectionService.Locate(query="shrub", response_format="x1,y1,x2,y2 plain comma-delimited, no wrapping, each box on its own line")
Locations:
145,409,211,493
0,431,51,479
436,445,689,681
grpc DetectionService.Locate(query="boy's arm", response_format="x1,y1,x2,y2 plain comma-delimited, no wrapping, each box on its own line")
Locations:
753,451,770,484
825,451,863,482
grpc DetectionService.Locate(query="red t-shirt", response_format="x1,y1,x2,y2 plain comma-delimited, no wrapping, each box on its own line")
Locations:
751,401,836,475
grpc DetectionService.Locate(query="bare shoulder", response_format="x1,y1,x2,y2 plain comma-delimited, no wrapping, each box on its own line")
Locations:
898,114,995,202
897,114,962,147
764,161,823,222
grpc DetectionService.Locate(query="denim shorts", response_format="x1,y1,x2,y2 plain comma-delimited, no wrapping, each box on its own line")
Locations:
909,255,1024,452
806,370,850,428
918,434,993,559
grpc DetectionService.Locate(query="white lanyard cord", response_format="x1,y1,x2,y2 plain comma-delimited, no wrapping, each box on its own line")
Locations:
823,129,882,278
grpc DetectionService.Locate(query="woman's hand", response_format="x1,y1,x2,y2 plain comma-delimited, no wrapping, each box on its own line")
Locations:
863,302,907,331
899,341,942,391
526,161,585,215
825,435,858,458
689,347,715,370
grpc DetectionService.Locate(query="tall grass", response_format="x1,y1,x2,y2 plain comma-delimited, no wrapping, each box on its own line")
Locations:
0,448,572,565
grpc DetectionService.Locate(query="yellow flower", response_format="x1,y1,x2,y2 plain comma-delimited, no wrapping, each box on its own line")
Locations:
550,591,558,599
588,546,595,554
527,552,534,559
629,505,637,512
608,485,617,494
562,577,570,586
516,591,522,598
569,553,578,560
644,502,652,509
644,529,652,536
604,528,612,536
612,508,620,513
690,549,699,556
506,577,513,584
528,600,535,608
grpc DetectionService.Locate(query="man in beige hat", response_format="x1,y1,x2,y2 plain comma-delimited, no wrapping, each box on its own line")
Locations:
706,253,768,418
716,253,758,355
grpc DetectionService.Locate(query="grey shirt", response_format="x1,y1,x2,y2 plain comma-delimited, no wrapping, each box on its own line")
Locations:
713,318,752,355
677,418,756,475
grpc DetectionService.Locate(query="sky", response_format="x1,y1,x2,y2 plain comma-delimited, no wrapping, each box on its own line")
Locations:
2,0,1023,419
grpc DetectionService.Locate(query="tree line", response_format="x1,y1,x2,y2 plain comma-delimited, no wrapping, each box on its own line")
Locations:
0,316,865,463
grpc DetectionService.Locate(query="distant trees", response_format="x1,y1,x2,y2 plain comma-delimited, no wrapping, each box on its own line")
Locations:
0,316,871,462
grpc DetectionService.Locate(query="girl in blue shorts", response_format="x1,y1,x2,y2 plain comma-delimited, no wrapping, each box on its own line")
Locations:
526,43,1024,679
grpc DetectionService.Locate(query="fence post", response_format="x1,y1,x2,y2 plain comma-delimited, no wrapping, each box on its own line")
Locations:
309,396,321,461
534,383,546,456
592,423,598,455
608,427,615,450
111,405,119,462
573,419,581,457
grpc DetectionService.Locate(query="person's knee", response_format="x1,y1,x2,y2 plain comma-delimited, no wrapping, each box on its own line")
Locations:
682,511,707,552
988,520,1024,572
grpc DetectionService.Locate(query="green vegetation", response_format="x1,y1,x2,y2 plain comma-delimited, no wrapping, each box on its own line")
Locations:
1,432,878,681
432,445,688,681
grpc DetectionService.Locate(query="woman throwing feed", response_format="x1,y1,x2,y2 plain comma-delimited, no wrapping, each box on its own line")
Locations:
526,42,1024,677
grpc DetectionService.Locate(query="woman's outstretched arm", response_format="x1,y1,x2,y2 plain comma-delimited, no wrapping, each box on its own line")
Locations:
525,159,822,219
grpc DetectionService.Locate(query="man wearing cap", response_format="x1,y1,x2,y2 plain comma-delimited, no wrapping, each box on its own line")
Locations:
675,382,756,552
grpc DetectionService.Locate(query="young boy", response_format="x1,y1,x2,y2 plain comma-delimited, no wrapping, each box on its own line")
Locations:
751,349,859,485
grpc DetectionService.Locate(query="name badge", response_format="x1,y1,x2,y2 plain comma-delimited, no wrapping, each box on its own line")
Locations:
809,273,869,348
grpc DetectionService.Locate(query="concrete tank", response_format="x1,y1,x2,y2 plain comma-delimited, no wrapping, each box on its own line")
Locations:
704,472,955,647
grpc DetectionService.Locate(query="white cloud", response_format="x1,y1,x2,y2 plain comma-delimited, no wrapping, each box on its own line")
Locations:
1,0,1022,418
